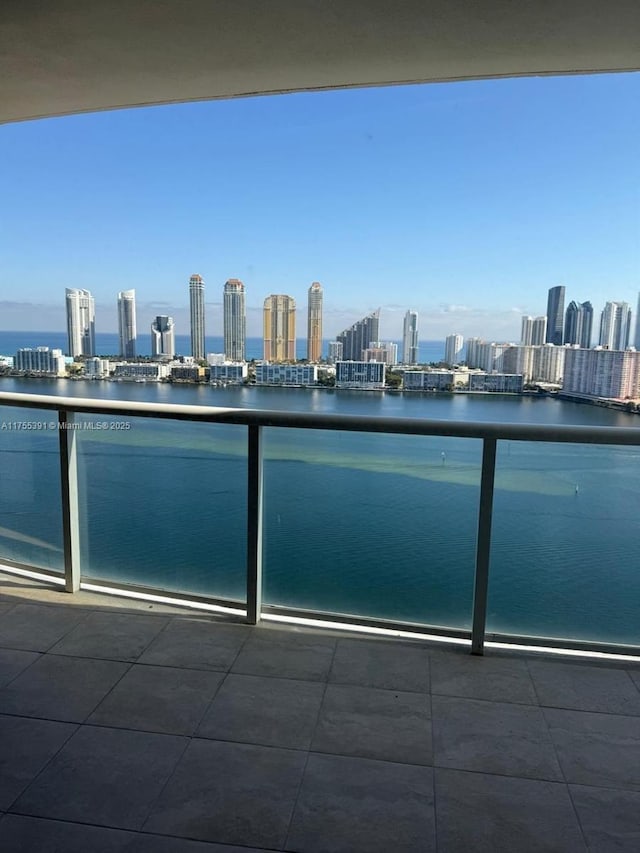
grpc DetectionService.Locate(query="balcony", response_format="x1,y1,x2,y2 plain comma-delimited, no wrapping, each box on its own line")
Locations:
0,391,639,850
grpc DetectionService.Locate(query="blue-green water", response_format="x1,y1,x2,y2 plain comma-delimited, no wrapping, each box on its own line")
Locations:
1,377,639,646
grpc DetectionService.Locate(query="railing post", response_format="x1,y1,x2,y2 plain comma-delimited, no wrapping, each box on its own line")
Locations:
58,410,81,592
471,437,497,655
246,424,263,624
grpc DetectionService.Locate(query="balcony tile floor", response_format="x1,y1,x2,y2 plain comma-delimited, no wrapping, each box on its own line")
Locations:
0,571,639,852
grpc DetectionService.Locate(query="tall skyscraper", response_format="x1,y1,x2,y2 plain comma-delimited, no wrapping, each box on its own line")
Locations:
189,274,205,360
263,295,296,362
336,310,380,361
402,311,419,364
546,285,565,345
634,293,640,350
444,334,464,365
599,301,632,350
307,282,323,362
521,315,547,346
223,279,246,361
65,288,95,357
151,315,175,358
564,300,593,349
117,289,137,358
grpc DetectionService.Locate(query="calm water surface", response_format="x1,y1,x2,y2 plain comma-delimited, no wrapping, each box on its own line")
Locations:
1,376,639,647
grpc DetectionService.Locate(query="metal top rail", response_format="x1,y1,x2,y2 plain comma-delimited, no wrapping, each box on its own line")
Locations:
2,390,640,445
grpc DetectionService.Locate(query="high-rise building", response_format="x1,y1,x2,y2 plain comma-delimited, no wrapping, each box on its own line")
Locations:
328,341,343,364
263,295,296,362
444,334,464,366
521,315,547,346
564,300,593,348
189,274,205,360
564,347,639,399
546,285,565,345
307,282,323,362
336,310,380,361
223,279,246,361
363,342,398,365
151,315,175,358
402,311,419,364
65,288,95,357
634,293,640,350
117,289,137,358
599,301,631,350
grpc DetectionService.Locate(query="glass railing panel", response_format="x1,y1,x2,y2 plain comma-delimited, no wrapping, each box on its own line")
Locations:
488,439,640,646
75,414,247,601
0,406,64,573
262,427,482,630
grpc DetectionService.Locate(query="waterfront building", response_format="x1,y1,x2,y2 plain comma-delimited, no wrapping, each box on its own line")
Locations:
403,370,469,390
209,363,247,384
473,342,510,373
503,345,535,383
469,373,524,393
85,357,110,378
65,288,95,357
599,301,632,351
224,279,246,361
14,347,66,376
363,342,398,365
546,285,565,345
327,341,343,364
206,353,226,366
263,295,296,362
533,344,565,384
563,347,640,399
307,282,323,362
564,300,593,348
114,362,171,380
402,311,419,364
444,334,464,366
189,274,205,360
255,363,318,385
117,289,137,358
336,310,380,361
171,365,206,381
335,360,385,389
151,315,175,358
635,292,640,350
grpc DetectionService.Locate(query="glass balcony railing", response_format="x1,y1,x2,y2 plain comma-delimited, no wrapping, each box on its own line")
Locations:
0,390,639,656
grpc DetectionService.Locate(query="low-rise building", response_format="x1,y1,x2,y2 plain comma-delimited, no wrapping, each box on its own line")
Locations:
210,363,247,384
255,363,318,385
468,373,524,393
335,361,385,389
84,357,110,378
171,365,206,381
14,347,66,376
113,362,171,380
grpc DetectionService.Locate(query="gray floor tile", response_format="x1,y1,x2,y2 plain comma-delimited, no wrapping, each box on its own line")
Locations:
629,669,640,690
197,673,324,749
232,628,336,681
570,784,640,852
0,648,40,688
12,725,186,830
49,611,169,661
545,708,640,790
144,738,306,848
312,683,431,765
329,638,430,692
0,654,129,722
435,768,586,853
125,834,272,852
528,660,640,715
0,715,76,810
89,664,224,735
286,753,435,853
138,618,250,671
432,695,563,780
431,651,537,704
0,814,134,852
0,604,87,652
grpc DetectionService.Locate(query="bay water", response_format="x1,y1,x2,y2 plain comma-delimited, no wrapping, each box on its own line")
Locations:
1,375,639,647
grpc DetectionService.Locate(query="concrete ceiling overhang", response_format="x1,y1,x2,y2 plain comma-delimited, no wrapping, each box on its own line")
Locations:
1,0,639,125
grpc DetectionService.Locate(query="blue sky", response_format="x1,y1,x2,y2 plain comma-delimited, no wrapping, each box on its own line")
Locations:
1,72,638,341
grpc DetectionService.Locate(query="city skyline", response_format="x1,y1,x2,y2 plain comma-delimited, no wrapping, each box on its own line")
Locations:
1,73,637,340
